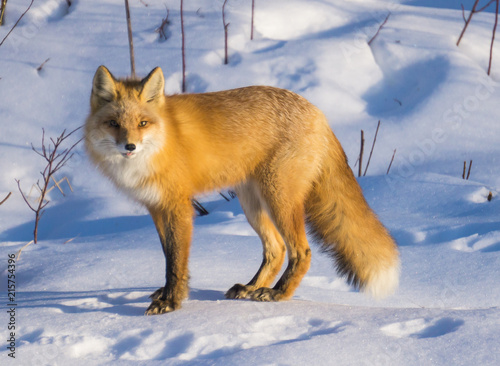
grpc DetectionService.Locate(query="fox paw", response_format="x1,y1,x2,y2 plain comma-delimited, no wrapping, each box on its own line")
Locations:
149,287,164,300
249,287,282,302
225,284,253,299
144,299,178,315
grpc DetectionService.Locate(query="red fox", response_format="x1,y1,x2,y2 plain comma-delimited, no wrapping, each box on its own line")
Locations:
85,66,400,315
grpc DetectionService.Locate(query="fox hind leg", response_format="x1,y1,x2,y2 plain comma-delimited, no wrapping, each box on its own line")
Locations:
245,158,316,302
249,200,311,302
225,181,286,300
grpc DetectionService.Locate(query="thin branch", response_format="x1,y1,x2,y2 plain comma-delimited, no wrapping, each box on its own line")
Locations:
180,0,186,92
251,0,255,40
0,0,34,47
155,6,170,41
219,192,230,201
462,161,467,179
358,130,364,177
457,0,481,46
466,159,473,180
192,199,209,216
363,120,381,176
386,149,397,175
16,126,82,243
477,0,496,13
0,191,11,206
0,0,8,26
16,240,34,261
488,0,499,75
51,175,66,196
37,58,51,72
222,0,230,64
15,179,36,212
63,236,79,245
368,12,391,46
222,1,229,62
124,0,136,77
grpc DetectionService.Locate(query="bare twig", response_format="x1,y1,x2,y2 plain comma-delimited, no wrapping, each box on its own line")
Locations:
192,199,208,216
466,159,473,180
363,120,381,176
0,0,34,47
220,190,236,201
27,176,72,203
462,160,473,180
37,58,51,72
16,126,83,243
0,191,11,206
16,179,37,212
251,0,255,40
358,130,364,177
489,0,499,75
457,0,480,46
63,236,79,245
0,0,8,26
51,176,67,196
124,0,136,77
457,0,499,75
386,149,397,175
368,12,391,46
477,0,497,13
180,0,186,92
16,240,34,261
155,6,170,41
222,0,230,65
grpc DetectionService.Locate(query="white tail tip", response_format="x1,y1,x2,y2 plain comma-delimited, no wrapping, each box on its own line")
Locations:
363,259,401,299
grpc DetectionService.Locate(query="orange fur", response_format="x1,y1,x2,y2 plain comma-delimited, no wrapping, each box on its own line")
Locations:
85,66,400,314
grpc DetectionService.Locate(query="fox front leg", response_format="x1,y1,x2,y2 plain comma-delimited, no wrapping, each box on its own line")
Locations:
146,203,193,315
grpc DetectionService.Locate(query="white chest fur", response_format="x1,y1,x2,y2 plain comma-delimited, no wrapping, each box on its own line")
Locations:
101,154,161,207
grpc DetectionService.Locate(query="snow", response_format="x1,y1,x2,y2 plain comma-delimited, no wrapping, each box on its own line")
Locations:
1,0,500,365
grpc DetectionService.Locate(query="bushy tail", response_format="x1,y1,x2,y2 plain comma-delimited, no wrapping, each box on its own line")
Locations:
306,133,400,298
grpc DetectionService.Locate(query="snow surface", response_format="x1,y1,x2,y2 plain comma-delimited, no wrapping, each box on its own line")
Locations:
1,0,500,365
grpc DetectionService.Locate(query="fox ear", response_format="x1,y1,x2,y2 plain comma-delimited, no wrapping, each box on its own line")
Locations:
140,67,165,103
91,66,117,109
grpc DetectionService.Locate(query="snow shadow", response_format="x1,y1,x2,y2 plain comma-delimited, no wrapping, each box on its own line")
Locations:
1,198,152,242
393,221,500,251
16,289,153,317
15,288,227,320
411,317,464,339
363,56,449,117
189,289,226,301
401,0,495,12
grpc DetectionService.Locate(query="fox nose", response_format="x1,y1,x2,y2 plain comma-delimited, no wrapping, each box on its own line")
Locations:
125,143,136,152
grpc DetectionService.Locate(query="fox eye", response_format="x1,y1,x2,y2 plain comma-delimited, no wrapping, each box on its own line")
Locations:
139,121,148,127
108,120,119,128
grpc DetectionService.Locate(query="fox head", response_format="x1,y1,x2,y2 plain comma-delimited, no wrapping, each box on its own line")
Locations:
85,66,166,165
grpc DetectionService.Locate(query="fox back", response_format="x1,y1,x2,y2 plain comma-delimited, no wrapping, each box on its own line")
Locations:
85,66,329,202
